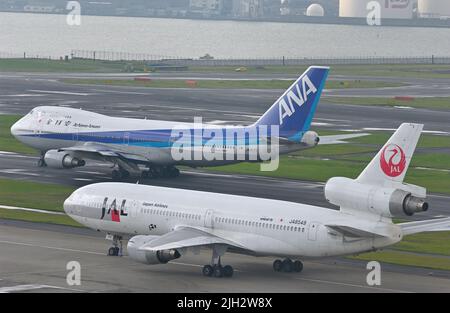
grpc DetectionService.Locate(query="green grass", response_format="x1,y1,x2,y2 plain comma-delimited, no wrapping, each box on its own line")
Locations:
190,64,450,79
2,59,450,79
209,157,450,194
351,231,450,271
352,250,450,271
0,208,82,227
0,115,37,154
325,96,450,110
0,58,144,73
349,132,450,148
62,78,403,90
392,232,450,256
0,178,75,212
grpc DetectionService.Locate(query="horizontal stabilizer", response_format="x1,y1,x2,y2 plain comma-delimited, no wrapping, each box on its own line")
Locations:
319,133,369,145
399,218,450,236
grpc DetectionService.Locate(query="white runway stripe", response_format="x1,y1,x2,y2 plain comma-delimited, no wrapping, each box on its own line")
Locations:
0,284,83,293
28,90,91,96
0,205,65,215
0,240,104,256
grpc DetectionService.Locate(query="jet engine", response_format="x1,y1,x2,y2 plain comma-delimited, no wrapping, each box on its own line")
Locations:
44,150,86,169
301,131,320,147
324,177,428,217
127,235,181,265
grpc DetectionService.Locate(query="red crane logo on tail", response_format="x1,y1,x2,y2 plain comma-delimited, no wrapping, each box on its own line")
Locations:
380,144,406,177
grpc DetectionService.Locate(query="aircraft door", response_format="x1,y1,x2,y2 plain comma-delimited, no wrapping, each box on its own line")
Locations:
71,124,79,142
204,209,214,229
308,222,319,241
34,110,44,137
124,132,130,146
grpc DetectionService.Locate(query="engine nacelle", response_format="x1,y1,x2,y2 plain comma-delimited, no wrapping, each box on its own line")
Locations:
127,235,181,265
324,177,429,217
44,150,85,169
301,131,320,147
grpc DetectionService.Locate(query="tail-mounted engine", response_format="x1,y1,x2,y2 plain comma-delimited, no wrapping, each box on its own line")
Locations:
324,177,429,217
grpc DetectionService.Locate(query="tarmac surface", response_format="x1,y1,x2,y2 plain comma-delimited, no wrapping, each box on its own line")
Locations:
0,72,449,292
0,150,448,222
1,219,449,293
1,72,450,133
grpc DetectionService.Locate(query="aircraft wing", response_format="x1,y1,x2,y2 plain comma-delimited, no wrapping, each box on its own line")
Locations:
59,142,150,163
138,226,248,252
399,218,450,236
319,133,370,145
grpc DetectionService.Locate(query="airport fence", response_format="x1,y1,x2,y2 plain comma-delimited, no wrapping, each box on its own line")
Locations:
69,50,450,66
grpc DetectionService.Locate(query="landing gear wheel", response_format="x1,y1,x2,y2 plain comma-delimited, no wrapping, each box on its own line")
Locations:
293,260,303,273
112,170,120,180
108,247,118,256
223,265,234,278
282,259,293,272
213,266,224,278
273,259,283,272
168,167,180,178
202,265,213,277
112,169,130,180
37,158,46,167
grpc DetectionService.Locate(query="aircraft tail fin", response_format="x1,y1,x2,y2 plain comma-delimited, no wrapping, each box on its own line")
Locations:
253,66,329,142
356,123,423,187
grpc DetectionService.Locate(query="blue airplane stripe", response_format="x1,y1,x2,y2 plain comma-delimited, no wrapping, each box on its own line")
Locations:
22,130,268,147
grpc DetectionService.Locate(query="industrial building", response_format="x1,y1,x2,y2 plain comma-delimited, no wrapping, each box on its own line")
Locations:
339,0,414,19
306,4,325,17
418,0,450,19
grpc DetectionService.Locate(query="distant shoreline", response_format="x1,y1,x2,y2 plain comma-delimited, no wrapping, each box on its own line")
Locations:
1,10,450,29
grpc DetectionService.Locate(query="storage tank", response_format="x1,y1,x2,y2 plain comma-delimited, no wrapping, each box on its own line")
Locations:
418,0,450,18
339,0,413,19
306,4,325,17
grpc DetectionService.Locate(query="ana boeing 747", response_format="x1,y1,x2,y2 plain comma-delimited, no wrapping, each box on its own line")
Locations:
11,66,366,179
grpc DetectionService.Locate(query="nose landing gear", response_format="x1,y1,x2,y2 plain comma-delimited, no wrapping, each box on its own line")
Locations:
107,235,123,257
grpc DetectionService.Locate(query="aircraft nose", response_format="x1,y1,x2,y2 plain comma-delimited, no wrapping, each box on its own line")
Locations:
10,121,19,137
63,193,76,215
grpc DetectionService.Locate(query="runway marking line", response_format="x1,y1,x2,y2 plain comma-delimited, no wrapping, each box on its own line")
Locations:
28,90,91,96
0,205,65,216
0,240,104,256
0,284,83,293
293,277,412,293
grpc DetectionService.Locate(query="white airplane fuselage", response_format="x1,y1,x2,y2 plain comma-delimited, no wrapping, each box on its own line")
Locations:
11,106,311,168
64,183,401,258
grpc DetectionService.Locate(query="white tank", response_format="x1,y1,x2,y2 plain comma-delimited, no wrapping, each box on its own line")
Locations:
339,0,413,19
306,3,325,17
418,0,450,18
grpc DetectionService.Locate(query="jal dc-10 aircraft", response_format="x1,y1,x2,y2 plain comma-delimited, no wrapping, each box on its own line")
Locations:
11,66,365,179
64,123,450,278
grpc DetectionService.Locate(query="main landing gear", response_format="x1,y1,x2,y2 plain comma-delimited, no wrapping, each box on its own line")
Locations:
141,166,180,179
202,245,233,278
37,153,47,167
273,258,303,273
112,167,130,180
107,235,123,257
